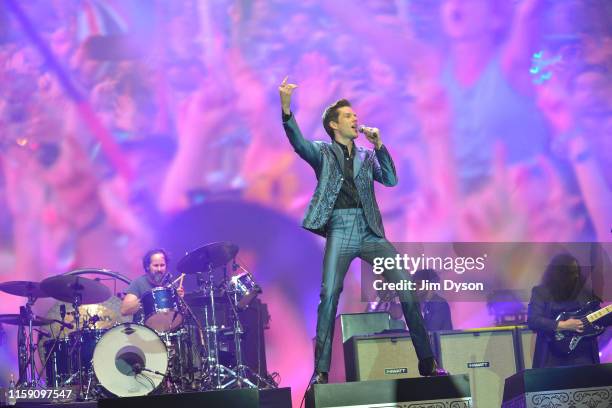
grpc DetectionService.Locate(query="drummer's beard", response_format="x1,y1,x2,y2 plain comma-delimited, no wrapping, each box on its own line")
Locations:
148,271,167,286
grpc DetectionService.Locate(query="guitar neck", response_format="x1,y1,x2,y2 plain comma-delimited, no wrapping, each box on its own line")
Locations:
586,304,612,323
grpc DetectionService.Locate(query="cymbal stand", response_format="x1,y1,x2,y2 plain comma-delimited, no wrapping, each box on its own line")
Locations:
19,295,41,387
197,264,238,389
71,293,85,400
37,311,70,387
17,313,27,384
226,263,277,389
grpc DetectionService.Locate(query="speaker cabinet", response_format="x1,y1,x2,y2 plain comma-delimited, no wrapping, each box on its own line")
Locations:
327,312,391,383
437,328,519,408
344,332,420,381
518,328,537,370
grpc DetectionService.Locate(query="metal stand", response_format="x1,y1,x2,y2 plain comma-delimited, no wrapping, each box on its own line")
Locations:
16,296,42,387
70,294,89,401
226,263,276,389
197,264,239,389
174,287,206,390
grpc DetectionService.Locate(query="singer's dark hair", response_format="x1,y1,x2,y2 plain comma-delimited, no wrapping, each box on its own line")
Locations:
322,98,351,138
142,248,169,273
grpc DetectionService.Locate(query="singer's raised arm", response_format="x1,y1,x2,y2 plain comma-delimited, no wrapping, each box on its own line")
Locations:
279,77,322,169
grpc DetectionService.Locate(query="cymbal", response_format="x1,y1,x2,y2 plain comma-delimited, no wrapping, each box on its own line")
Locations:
0,313,54,326
40,275,111,304
0,281,49,298
177,241,239,274
66,268,132,285
71,303,120,330
37,296,129,364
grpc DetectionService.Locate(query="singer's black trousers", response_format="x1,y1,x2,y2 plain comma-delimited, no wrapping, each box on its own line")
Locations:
314,208,434,373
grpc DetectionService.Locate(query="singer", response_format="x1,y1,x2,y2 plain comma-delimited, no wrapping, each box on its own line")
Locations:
278,77,447,384
120,248,184,321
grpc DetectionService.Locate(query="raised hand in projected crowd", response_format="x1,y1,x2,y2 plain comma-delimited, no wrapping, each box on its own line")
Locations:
536,66,612,242
459,146,583,242
293,53,339,120
160,64,249,213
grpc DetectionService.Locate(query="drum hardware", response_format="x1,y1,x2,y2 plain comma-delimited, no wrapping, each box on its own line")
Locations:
229,262,262,310
201,265,227,388
65,268,132,285
177,241,239,275
0,281,52,387
38,305,74,387
0,313,59,326
40,275,111,400
0,243,274,398
226,263,276,389
36,294,126,391
171,292,208,390
178,242,274,390
179,242,240,389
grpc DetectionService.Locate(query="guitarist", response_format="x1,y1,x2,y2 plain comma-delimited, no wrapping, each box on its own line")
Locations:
528,253,611,368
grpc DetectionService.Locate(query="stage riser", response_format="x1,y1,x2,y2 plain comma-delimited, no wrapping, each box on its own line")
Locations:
311,397,471,408
4,388,291,408
502,386,612,408
98,388,291,408
306,375,471,408
502,364,612,408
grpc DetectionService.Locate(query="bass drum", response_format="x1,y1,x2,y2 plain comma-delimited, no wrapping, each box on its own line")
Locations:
93,323,168,397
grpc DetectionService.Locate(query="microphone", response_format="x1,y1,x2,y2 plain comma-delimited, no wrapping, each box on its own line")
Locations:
358,125,379,136
53,320,74,329
60,304,66,320
35,329,50,339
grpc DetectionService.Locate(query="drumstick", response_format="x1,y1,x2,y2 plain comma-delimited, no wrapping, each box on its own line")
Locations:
171,273,185,289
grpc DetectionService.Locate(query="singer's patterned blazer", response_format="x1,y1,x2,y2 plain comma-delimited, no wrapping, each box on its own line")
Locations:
282,112,397,238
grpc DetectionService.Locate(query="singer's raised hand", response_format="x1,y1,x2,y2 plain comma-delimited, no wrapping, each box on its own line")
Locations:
279,76,298,115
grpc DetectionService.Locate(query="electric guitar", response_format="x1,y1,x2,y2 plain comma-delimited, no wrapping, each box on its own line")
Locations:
551,301,612,355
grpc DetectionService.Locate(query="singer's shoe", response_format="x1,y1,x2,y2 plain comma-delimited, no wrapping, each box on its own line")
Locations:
418,358,449,377
310,371,328,385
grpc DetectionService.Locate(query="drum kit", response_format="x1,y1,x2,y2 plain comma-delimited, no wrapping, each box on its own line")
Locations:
0,242,275,400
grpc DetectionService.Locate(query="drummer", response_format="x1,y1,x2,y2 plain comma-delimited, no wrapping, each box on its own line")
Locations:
120,249,184,321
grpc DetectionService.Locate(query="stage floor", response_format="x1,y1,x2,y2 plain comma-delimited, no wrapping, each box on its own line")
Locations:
7,387,292,408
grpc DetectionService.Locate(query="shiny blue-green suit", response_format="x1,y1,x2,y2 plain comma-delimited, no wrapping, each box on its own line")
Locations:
283,112,434,373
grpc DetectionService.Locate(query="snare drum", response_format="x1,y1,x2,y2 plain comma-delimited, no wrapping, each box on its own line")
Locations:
229,272,261,309
141,287,183,332
93,323,168,397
